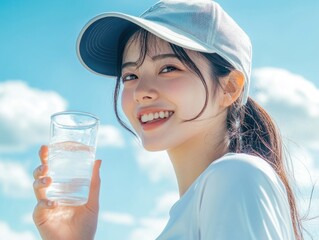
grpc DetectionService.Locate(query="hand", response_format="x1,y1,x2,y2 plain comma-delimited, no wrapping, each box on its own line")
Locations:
33,145,102,240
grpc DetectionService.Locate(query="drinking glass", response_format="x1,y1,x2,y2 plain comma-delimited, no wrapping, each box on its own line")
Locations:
46,111,99,206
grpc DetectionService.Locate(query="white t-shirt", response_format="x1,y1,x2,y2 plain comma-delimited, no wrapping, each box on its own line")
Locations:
156,153,296,240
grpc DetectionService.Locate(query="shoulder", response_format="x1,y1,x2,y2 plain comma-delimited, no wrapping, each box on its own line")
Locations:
195,152,290,211
210,153,275,176
195,153,295,239
200,153,285,191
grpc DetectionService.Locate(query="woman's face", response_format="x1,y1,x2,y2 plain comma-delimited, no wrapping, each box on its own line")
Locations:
121,34,227,151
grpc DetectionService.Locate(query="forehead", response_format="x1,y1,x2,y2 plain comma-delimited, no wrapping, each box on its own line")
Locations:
122,32,172,61
122,31,206,66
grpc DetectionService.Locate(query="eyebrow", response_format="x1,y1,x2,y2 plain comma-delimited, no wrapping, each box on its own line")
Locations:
121,53,178,70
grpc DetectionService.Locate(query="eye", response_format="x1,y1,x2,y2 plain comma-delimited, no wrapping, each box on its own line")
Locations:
121,74,138,83
160,65,178,73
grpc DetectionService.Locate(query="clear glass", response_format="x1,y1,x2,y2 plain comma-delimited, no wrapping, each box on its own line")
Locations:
46,111,99,206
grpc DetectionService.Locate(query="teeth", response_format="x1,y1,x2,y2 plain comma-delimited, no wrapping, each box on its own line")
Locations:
148,113,154,121
140,111,173,123
141,115,148,123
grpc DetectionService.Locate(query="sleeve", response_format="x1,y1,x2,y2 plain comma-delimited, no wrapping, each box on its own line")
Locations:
198,158,296,240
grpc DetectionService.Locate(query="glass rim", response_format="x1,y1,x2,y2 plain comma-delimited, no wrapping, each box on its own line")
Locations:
51,111,100,129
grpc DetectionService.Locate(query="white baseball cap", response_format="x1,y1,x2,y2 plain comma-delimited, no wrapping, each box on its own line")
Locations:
77,0,252,105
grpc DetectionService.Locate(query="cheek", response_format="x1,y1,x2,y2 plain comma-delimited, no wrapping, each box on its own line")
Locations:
165,79,207,118
121,89,134,120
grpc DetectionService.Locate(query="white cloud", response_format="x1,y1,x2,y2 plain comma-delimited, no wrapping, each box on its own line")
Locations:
99,191,176,227
0,221,36,240
129,217,168,240
21,212,34,225
128,191,177,240
299,196,319,219
100,211,136,226
100,191,177,239
100,211,167,240
298,194,319,240
285,146,319,188
251,67,319,188
0,80,67,152
0,160,33,198
152,191,179,216
251,68,319,150
97,125,125,148
134,143,175,182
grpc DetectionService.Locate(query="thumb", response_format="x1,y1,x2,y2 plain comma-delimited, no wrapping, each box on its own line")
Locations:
86,159,102,211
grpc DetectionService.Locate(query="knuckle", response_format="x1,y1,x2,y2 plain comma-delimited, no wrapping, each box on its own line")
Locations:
33,180,39,189
33,169,37,178
38,146,44,156
33,166,41,178
34,200,44,213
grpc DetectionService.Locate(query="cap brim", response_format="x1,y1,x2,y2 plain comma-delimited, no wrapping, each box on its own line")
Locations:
77,12,213,77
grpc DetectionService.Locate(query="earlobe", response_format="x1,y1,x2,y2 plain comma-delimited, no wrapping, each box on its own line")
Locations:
220,70,245,107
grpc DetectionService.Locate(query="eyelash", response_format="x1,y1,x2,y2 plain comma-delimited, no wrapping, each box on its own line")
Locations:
121,65,179,83
121,74,137,83
160,65,178,73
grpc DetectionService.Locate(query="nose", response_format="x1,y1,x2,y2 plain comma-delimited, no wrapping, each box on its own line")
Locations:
134,77,159,103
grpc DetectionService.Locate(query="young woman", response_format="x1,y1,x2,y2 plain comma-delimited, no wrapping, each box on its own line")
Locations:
33,0,303,239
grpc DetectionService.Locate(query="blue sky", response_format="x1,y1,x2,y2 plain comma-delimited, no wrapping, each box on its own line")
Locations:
0,0,318,239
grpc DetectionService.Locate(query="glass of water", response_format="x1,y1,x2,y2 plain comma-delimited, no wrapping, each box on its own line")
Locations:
46,111,99,206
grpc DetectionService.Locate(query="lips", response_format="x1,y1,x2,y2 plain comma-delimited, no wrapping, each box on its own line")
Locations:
137,109,174,131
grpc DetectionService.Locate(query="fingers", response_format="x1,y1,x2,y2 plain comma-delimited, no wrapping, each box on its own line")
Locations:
33,146,57,227
33,164,48,179
33,148,50,201
38,145,48,165
86,160,102,211
33,176,52,201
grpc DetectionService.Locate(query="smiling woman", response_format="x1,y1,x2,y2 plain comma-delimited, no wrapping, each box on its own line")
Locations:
32,0,305,239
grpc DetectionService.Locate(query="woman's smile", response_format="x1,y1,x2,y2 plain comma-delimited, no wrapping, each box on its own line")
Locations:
138,110,174,131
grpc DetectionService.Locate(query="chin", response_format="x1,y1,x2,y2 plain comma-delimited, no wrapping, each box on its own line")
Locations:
142,144,166,152
141,139,169,152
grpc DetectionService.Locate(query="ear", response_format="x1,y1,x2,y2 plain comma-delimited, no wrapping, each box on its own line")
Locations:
220,70,245,107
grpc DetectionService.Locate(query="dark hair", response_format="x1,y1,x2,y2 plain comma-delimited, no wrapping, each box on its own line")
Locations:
114,28,304,239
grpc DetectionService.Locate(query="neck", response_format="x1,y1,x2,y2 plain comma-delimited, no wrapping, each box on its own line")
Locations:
167,121,228,197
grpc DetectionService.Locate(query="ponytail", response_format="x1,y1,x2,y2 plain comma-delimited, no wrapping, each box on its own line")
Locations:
227,96,303,240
